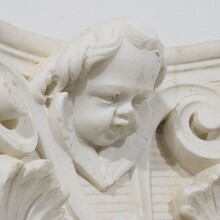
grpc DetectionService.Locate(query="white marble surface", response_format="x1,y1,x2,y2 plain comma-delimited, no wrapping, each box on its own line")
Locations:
0,18,220,220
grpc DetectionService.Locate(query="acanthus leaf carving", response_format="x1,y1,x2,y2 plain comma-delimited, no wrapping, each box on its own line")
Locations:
0,155,70,220
1,18,220,220
175,164,220,220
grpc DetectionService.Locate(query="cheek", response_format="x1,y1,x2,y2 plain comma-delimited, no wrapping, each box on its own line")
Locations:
73,100,116,136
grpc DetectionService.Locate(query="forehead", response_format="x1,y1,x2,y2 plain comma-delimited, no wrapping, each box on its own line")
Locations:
87,39,161,93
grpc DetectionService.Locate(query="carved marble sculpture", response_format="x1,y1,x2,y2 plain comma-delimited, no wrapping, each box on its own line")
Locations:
0,18,220,220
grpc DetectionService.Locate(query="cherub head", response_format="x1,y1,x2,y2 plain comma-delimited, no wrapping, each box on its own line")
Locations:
32,18,166,189
32,18,166,149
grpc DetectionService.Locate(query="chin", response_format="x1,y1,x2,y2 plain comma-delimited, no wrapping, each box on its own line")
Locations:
89,140,117,149
85,128,136,149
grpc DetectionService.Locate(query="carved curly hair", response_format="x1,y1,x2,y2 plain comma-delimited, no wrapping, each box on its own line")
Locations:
31,18,166,104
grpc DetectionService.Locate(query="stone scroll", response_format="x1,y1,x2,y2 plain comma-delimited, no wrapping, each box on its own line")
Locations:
0,19,220,220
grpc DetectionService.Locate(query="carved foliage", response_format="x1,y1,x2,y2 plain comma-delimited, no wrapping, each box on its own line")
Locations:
0,155,69,220
175,164,220,220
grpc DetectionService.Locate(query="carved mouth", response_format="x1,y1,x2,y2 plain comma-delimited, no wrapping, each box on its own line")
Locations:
109,125,123,133
105,128,121,141
105,124,134,141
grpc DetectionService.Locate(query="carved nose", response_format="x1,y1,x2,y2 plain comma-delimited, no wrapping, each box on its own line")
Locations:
114,102,134,125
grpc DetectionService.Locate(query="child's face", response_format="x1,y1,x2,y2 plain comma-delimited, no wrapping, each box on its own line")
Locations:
72,39,161,149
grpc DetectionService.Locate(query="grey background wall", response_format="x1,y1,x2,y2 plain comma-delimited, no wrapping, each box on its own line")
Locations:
0,0,220,47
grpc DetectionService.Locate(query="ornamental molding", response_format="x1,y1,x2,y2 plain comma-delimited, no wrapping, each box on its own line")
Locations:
0,20,220,220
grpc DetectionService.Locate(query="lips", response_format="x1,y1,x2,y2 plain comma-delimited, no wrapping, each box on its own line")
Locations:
106,124,132,139
113,117,130,126
104,132,120,142
109,125,123,133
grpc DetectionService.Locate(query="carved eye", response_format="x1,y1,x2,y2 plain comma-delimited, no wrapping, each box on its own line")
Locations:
98,94,118,103
132,96,146,106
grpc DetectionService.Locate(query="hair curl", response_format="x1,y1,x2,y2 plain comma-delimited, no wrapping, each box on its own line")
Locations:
32,18,166,104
